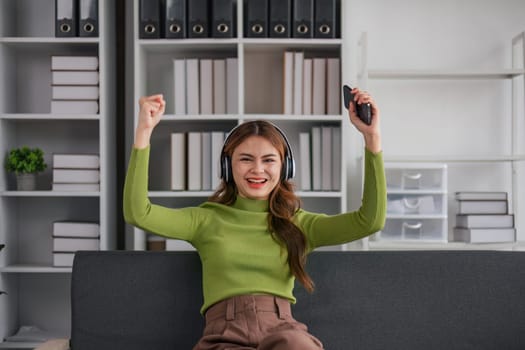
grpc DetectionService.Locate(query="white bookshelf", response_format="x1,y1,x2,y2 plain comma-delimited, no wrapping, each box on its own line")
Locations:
358,31,525,249
0,0,116,347
129,0,350,251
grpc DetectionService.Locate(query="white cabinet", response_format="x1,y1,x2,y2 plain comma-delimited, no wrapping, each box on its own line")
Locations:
0,0,116,347
375,163,448,242
129,0,351,251
359,31,525,250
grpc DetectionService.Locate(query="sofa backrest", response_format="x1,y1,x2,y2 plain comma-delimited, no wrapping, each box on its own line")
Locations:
71,250,525,350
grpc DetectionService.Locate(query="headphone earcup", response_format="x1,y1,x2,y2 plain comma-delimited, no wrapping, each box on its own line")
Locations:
221,155,232,183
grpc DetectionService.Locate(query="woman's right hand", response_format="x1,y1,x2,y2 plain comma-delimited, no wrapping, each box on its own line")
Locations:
135,94,166,149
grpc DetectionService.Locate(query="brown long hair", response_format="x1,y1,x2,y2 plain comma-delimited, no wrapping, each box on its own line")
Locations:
208,120,314,292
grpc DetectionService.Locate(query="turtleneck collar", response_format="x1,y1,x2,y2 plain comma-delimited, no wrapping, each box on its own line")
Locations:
232,196,269,212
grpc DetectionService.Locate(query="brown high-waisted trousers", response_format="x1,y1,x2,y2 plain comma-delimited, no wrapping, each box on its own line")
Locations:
193,295,324,350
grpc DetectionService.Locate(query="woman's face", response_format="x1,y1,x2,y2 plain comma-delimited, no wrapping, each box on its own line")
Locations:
231,135,282,200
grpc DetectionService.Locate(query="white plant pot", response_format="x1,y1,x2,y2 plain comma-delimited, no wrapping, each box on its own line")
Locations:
16,173,36,191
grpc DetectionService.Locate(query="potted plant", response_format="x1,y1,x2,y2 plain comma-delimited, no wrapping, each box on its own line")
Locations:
4,146,47,190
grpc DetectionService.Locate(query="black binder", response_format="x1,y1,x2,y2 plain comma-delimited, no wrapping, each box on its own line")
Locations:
244,0,267,38
188,0,209,38
314,0,336,38
269,0,290,38
139,0,161,39
164,0,186,38
55,0,77,37
292,0,313,38
79,0,98,37
212,0,236,38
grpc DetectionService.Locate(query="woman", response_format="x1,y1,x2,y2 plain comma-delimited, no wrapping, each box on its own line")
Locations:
124,88,386,350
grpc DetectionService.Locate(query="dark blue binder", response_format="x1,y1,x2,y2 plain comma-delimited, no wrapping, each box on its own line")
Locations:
314,0,336,38
292,0,313,38
269,0,291,38
188,0,209,38
139,0,161,38
244,0,268,38
79,0,98,37
164,0,186,38
55,0,77,37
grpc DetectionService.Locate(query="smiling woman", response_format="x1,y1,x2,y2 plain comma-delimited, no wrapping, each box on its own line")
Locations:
123,92,386,350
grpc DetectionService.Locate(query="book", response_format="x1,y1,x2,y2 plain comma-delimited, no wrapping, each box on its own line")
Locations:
452,227,515,243
170,133,186,190
51,56,99,70
173,59,186,115
302,58,312,115
53,169,100,183
457,200,508,215
53,221,100,237
298,132,311,190
53,237,100,251
51,100,99,114
226,58,238,114
201,132,212,190
53,153,100,169
311,126,322,190
53,252,76,267
52,71,99,85
52,85,99,100
455,214,514,228
283,51,294,114
186,59,199,114
293,51,304,114
52,183,100,191
312,58,326,115
331,126,341,191
321,126,332,190
199,59,213,114
326,58,340,115
455,192,508,201
211,131,225,189
166,238,195,251
187,132,202,190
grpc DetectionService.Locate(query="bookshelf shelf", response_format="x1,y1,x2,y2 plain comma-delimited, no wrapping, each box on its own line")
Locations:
366,69,525,80
0,341,43,349
0,0,116,343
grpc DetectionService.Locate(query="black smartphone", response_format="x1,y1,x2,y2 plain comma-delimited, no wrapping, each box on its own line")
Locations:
343,85,372,125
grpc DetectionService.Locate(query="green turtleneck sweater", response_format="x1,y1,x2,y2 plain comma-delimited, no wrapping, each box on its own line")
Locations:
124,146,386,314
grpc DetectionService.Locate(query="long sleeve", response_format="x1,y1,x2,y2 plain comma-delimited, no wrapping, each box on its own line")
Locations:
123,146,205,241
296,149,387,249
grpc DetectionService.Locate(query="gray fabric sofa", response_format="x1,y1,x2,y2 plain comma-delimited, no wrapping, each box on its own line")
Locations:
70,250,525,350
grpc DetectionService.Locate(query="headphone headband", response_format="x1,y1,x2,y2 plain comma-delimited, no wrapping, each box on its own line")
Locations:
220,121,295,183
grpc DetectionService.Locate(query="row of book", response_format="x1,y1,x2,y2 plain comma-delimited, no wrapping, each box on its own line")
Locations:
52,221,100,267
283,52,340,115
52,153,100,192
296,126,341,191
171,131,226,191
452,191,515,243
51,56,100,114
55,0,98,37
139,0,338,39
174,58,238,115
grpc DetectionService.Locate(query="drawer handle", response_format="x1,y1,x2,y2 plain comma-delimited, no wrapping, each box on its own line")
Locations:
403,198,421,209
403,222,422,230
404,172,422,180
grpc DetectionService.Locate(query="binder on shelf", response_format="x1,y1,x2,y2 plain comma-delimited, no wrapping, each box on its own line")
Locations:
79,0,98,37
173,59,186,114
293,52,304,114
53,237,100,251
55,0,77,37
201,132,212,190
211,131,225,189
213,59,226,114
312,58,326,115
226,58,238,114
244,0,268,38
171,133,186,190
314,0,336,38
53,221,100,238
283,51,294,114
298,132,311,190
212,0,236,38
186,59,200,114
164,0,186,38
321,126,332,190
331,127,341,191
311,126,322,190
139,0,161,38
52,86,99,100
53,153,100,169
326,58,340,115
53,169,100,183
200,59,213,114
452,227,515,243
302,58,312,114
269,0,291,38
188,0,209,38
187,132,202,190
292,0,313,38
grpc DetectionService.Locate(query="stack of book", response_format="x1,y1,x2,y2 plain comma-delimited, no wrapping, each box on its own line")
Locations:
173,57,238,115
51,56,99,114
52,221,100,267
452,191,515,243
52,153,100,191
171,131,226,191
283,52,340,116
296,126,341,191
